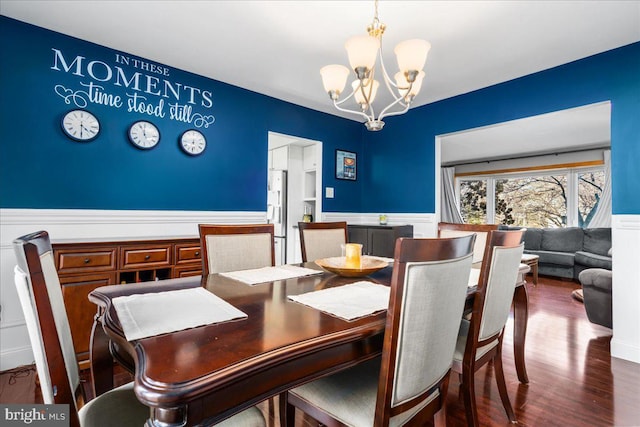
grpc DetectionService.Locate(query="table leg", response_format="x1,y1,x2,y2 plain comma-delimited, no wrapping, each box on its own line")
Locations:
90,309,113,397
513,283,529,383
532,261,538,285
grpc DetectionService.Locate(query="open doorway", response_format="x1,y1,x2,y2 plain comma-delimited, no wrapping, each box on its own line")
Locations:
267,132,323,264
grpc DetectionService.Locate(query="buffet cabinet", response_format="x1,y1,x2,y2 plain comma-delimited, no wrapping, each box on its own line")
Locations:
347,224,414,258
52,237,202,366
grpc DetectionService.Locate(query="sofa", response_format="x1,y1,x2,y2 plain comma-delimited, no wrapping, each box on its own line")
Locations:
578,268,612,328
500,226,611,280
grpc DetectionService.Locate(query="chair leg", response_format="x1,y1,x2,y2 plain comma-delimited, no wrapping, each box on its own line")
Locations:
494,348,517,423
279,392,296,427
461,370,479,427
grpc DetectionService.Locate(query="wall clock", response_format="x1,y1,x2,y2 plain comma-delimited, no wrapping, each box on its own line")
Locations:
61,109,100,142
179,129,207,156
128,120,160,150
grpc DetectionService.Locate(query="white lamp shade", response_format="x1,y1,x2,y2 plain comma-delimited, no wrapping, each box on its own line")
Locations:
320,64,350,94
394,39,431,72
352,79,379,105
395,70,425,98
345,35,380,71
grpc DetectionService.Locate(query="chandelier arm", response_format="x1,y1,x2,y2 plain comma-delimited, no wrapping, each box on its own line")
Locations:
377,46,400,94
378,96,411,121
332,99,374,122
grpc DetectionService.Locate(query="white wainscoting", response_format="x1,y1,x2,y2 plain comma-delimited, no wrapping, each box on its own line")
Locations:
611,215,640,364
0,208,266,370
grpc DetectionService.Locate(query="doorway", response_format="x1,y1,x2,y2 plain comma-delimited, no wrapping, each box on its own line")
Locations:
267,132,323,264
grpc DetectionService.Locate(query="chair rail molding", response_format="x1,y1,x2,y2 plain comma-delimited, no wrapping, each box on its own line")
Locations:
0,208,265,370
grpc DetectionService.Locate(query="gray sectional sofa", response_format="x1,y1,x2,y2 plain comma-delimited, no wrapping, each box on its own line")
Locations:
500,226,612,280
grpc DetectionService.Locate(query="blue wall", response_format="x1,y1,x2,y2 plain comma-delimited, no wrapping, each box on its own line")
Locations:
2,16,639,216
362,42,640,215
0,17,364,212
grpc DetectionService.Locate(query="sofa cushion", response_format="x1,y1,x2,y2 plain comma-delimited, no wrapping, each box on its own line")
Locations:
541,227,583,252
583,228,612,256
525,250,575,266
523,228,543,250
575,251,612,270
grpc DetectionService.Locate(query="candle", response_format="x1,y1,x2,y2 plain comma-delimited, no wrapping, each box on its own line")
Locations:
344,243,362,269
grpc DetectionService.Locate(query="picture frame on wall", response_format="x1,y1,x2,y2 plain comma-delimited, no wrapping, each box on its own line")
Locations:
336,149,357,181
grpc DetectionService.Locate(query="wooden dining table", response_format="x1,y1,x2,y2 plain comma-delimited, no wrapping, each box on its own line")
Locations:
88,262,529,426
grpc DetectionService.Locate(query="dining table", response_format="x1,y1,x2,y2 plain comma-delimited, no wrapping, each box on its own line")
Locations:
88,261,529,426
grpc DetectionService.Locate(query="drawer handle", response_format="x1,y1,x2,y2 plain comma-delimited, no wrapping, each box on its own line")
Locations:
84,258,90,264
144,255,151,260
195,251,200,256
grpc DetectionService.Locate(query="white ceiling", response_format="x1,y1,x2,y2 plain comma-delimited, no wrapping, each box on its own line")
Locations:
2,1,638,162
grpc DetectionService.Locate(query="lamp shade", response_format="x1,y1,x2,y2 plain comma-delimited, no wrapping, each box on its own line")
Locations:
395,70,425,99
320,64,350,94
345,34,380,72
394,39,431,72
352,79,379,105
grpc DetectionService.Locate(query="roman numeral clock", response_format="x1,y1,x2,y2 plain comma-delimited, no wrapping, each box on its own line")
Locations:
61,109,100,142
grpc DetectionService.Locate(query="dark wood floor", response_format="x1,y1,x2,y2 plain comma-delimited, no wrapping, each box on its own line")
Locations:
2,275,639,426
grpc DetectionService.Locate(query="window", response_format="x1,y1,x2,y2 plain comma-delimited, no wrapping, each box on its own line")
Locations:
459,179,487,224
458,166,605,228
578,170,605,227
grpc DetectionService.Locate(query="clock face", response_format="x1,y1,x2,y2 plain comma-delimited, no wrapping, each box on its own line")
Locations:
128,121,160,149
180,129,207,156
61,109,100,142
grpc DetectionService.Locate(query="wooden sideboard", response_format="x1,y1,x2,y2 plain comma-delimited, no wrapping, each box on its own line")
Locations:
347,224,414,258
52,237,202,367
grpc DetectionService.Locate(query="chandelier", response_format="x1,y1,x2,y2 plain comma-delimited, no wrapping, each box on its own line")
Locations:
320,0,431,131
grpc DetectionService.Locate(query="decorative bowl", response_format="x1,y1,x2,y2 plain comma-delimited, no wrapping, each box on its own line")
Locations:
315,256,388,277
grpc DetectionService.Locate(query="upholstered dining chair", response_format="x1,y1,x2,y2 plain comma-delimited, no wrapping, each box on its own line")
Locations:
451,229,525,427
281,234,476,427
13,230,266,427
298,221,348,262
438,222,499,266
199,224,275,275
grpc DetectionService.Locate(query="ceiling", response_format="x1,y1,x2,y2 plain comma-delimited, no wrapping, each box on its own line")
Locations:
2,1,638,162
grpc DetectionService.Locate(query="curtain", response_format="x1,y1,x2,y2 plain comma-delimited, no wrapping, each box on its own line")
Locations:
588,149,611,228
441,167,464,223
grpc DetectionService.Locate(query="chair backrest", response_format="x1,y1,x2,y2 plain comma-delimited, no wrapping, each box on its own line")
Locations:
374,234,476,425
13,231,84,426
298,221,348,262
438,222,499,264
199,224,275,275
471,230,525,345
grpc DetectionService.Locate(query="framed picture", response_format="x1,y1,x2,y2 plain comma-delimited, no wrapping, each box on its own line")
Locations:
336,149,357,181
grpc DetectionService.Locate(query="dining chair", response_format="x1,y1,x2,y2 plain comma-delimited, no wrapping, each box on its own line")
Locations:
13,230,266,427
199,223,275,275
451,229,525,427
298,221,348,262
281,234,476,427
438,222,499,265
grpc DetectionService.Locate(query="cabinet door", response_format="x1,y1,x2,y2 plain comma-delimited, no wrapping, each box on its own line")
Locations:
348,227,369,254
368,228,398,258
303,145,316,171
271,146,289,170
59,272,116,362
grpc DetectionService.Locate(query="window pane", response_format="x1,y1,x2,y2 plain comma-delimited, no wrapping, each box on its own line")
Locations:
495,175,568,228
460,179,487,224
578,170,605,227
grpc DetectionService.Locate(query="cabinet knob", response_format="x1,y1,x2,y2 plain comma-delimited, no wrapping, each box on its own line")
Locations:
144,255,150,260
195,251,200,256
84,258,90,264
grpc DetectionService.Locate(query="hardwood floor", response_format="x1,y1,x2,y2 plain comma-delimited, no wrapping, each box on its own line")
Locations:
2,275,638,426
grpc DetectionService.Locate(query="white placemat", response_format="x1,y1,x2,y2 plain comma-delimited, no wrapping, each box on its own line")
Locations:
288,281,390,321
220,265,323,285
113,287,247,341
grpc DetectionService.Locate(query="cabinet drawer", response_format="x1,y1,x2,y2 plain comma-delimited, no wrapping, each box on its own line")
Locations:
175,243,202,265
120,244,172,269
56,248,117,274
